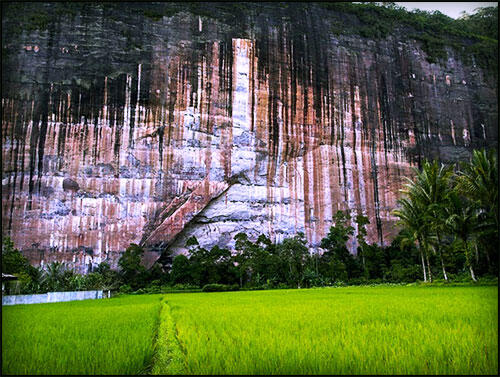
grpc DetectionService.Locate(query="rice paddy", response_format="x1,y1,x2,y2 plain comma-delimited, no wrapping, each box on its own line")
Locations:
160,285,498,375
1,294,163,375
2,285,498,375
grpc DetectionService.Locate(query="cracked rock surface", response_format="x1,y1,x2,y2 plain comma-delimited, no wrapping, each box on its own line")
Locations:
2,3,497,271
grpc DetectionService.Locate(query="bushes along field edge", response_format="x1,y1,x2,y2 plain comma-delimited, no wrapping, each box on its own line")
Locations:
202,283,240,292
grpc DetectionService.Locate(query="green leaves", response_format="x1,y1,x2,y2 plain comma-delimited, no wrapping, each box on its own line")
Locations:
394,149,498,280
456,149,498,228
2,236,30,274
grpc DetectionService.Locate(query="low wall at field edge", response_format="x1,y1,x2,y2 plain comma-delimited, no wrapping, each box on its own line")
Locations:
2,290,110,306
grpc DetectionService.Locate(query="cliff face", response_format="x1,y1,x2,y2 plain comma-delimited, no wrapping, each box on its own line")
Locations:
2,3,497,272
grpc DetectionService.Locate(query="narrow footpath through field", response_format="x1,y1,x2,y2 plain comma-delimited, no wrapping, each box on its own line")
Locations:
151,298,186,374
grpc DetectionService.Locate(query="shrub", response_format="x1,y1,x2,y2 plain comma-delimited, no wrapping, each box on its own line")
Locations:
347,277,369,286
202,284,239,292
119,284,133,294
2,236,29,274
172,283,199,290
145,285,161,294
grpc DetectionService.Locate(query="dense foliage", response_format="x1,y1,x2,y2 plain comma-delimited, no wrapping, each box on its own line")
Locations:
2,149,497,294
319,2,498,73
394,149,498,283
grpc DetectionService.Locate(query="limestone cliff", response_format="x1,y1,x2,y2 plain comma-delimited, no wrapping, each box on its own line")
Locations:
2,3,497,272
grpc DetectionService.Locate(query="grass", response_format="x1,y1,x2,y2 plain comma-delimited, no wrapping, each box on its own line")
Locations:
2,294,163,375
160,285,498,375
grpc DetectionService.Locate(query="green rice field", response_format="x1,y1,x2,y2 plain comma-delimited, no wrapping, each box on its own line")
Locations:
2,286,498,375
2,294,163,375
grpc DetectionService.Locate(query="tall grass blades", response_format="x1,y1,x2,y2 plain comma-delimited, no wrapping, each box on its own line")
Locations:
165,286,498,375
2,294,163,375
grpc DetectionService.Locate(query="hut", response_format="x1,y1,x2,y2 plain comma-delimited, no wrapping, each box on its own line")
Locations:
2,273,19,295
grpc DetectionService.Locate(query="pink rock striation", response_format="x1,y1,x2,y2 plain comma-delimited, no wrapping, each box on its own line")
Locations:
2,4,497,272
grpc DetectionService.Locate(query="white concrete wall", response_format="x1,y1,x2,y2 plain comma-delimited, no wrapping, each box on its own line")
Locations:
2,290,106,306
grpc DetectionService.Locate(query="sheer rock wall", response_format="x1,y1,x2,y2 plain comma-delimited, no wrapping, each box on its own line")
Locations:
2,3,497,272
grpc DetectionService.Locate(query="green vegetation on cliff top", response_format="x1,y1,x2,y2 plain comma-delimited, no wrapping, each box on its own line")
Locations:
2,2,497,73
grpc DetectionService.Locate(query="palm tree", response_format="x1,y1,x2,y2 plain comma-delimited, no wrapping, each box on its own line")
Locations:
455,149,498,268
456,149,498,227
42,261,66,292
394,160,454,283
404,160,453,281
393,197,432,282
444,192,479,281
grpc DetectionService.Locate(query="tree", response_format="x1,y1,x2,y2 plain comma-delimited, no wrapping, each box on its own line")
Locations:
456,149,498,226
94,262,122,289
19,265,44,293
233,233,256,287
361,242,389,280
384,234,422,282
445,191,480,281
455,149,498,272
405,160,453,281
41,262,66,292
393,160,456,282
208,245,236,285
277,232,309,288
457,6,498,40
393,197,431,282
2,236,29,274
319,211,361,282
171,254,191,285
354,214,370,277
186,236,200,248
118,244,147,289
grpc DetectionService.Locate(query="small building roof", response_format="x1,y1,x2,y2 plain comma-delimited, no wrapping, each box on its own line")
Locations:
2,273,18,280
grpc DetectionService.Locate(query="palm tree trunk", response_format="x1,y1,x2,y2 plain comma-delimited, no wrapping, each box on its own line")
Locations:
440,253,448,281
420,249,427,282
425,249,432,283
436,233,448,281
464,242,477,282
417,237,427,282
469,265,477,282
